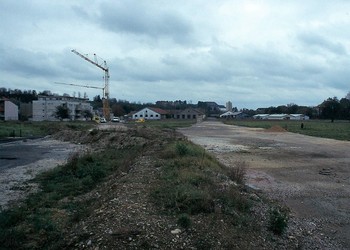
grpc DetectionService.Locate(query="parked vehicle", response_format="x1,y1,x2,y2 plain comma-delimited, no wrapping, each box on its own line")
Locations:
111,117,120,122
100,117,107,123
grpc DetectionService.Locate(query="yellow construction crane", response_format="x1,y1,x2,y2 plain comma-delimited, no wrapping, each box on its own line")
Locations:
53,81,104,98
71,49,110,120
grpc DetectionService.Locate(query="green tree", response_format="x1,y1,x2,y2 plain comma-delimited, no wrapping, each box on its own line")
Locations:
82,109,93,120
55,105,70,120
339,98,350,120
320,97,340,122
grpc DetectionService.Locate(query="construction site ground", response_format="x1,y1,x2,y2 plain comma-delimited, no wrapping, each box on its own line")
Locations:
1,121,349,249
179,120,350,249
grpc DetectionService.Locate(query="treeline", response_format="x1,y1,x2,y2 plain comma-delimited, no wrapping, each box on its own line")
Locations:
1,87,350,120
256,104,316,118
0,88,38,104
318,97,350,121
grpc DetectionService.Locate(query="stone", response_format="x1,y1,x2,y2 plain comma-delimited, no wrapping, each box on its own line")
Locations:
171,229,181,234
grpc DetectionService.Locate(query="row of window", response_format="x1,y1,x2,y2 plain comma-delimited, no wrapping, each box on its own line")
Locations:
133,114,197,119
177,114,197,119
134,114,159,118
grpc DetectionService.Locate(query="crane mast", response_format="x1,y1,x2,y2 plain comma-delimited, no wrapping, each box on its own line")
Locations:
71,49,110,120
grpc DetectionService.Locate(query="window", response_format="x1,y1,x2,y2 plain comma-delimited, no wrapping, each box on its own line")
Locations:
156,114,159,117
193,115,196,119
135,115,138,118
182,115,185,119
140,114,143,117
187,115,191,119
150,114,153,117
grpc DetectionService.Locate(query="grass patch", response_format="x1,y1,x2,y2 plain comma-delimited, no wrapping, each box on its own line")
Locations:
0,121,95,139
225,161,247,184
0,145,140,249
152,141,251,216
225,120,350,141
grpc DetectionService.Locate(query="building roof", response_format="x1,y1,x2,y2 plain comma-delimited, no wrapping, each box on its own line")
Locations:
177,108,205,115
148,107,168,115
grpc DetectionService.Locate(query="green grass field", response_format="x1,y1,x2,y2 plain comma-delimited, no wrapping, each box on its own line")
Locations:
224,119,350,141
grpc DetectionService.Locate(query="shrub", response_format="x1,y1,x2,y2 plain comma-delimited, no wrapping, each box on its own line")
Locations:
268,207,289,235
176,142,189,156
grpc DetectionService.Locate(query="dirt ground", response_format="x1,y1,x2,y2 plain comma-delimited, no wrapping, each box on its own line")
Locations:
0,138,87,209
179,120,350,249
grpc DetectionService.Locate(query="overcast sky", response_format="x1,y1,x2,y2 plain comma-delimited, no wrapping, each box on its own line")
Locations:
1,1,349,109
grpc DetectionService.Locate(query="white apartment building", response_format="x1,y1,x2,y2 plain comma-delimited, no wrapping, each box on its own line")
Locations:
0,99,19,121
32,95,93,121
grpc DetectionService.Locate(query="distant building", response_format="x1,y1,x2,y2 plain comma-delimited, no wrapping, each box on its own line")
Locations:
0,98,18,121
289,114,310,120
253,114,310,120
132,107,168,120
253,114,270,119
220,111,248,119
226,101,232,111
19,103,33,120
267,114,290,120
174,108,205,120
32,95,93,121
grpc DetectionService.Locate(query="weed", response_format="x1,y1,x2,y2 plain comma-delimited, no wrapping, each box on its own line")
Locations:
177,213,192,228
175,142,189,156
268,206,289,235
218,186,251,214
226,161,247,184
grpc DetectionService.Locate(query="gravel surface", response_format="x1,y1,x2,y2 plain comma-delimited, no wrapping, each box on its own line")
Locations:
179,120,350,249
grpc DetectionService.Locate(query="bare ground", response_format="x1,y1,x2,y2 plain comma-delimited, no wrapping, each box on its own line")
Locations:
179,120,350,249
1,121,349,249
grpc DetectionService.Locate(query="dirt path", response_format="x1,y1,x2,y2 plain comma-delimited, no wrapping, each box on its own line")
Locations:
179,120,350,249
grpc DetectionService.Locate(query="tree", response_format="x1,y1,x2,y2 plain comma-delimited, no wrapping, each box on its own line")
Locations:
339,98,350,120
55,105,70,120
320,97,340,122
39,90,52,96
82,109,93,120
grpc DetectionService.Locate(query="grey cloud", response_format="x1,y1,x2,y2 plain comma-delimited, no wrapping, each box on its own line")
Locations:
110,49,233,83
96,2,194,44
0,47,58,78
298,32,347,55
0,47,102,82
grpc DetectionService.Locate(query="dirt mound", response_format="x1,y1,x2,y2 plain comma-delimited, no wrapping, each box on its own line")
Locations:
265,125,287,132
